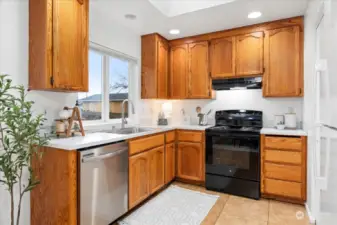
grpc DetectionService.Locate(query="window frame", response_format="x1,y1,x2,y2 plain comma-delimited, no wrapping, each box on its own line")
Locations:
81,42,137,125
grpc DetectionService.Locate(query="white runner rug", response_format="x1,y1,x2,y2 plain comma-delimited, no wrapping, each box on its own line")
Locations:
118,185,219,225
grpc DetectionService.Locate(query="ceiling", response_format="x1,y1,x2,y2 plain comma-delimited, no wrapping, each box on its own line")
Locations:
147,0,236,17
90,0,308,40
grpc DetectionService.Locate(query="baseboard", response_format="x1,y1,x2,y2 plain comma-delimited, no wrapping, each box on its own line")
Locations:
305,203,316,224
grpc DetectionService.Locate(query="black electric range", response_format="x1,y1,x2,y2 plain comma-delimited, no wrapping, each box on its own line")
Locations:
205,110,262,200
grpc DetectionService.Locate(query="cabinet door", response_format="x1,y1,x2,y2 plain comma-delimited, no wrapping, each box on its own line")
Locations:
170,45,188,99
52,0,88,91
177,142,204,181
129,151,150,209
188,42,211,98
141,35,157,98
235,32,264,76
157,39,169,98
149,146,165,194
210,37,235,78
165,143,176,184
263,26,302,97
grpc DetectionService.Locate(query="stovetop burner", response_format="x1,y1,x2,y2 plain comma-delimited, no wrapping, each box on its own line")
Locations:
206,110,263,134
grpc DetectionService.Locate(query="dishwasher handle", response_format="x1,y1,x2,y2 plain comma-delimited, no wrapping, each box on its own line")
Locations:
82,148,128,163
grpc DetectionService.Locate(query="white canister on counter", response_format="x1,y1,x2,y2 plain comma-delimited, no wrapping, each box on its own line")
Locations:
284,113,297,129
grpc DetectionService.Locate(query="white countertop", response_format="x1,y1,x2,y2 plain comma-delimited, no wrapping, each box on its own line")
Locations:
48,124,212,150
261,128,307,136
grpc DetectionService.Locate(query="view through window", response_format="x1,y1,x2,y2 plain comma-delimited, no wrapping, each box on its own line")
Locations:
78,46,130,121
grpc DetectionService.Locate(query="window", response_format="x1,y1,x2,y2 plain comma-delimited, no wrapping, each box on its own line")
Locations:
78,43,134,122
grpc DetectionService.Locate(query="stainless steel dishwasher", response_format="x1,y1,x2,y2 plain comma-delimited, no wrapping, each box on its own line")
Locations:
80,141,128,225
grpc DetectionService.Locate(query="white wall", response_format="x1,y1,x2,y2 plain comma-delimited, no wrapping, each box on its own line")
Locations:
0,1,141,224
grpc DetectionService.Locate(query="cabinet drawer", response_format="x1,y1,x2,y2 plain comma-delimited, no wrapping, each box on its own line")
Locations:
265,136,302,151
166,131,176,143
264,178,302,199
265,150,302,165
264,163,302,182
177,130,203,142
129,134,164,156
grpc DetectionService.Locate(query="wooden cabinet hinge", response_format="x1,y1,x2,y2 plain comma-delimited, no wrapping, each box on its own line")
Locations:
50,76,54,86
299,88,302,94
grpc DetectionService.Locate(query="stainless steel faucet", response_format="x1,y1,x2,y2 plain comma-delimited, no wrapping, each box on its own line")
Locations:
121,99,135,129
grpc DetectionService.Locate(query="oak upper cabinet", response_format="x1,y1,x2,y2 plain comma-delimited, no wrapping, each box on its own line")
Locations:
210,37,235,78
129,151,150,209
149,146,165,194
29,0,88,92
188,41,212,98
170,45,188,99
157,39,169,98
141,34,168,99
263,26,303,97
235,32,264,76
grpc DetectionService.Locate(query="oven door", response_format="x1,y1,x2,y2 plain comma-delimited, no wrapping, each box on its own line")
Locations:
206,132,260,181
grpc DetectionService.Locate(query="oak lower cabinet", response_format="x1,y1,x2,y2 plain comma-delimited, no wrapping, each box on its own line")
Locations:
261,135,307,203
129,151,151,209
263,26,303,97
29,0,88,92
128,134,165,209
165,131,176,184
149,146,165,193
176,130,205,182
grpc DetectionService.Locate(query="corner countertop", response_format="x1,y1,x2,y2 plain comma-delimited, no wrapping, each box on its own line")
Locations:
260,127,307,136
47,124,213,151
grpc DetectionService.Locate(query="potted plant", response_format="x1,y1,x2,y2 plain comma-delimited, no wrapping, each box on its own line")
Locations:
0,74,49,225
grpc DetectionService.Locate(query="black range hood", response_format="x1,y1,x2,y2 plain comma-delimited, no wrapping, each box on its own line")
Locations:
212,77,262,91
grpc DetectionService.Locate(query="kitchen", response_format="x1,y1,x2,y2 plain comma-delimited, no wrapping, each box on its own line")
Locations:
0,0,336,225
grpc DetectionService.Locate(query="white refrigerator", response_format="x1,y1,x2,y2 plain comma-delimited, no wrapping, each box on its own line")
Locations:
312,1,337,224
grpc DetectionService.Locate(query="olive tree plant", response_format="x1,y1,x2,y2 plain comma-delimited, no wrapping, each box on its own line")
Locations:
0,74,49,225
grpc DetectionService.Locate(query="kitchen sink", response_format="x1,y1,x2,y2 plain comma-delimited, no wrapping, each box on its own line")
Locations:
103,127,155,135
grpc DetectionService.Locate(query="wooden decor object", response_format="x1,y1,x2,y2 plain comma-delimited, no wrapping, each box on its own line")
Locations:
56,107,85,137
67,107,85,137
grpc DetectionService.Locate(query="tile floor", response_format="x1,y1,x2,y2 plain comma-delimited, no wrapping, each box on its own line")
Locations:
118,182,313,225
173,182,312,225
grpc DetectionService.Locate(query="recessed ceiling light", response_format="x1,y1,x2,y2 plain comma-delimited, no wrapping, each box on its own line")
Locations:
124,14,137,20
169,29,180,35
248,11,262,19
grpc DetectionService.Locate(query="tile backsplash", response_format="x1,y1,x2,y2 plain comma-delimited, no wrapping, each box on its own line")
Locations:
138,89,303,128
